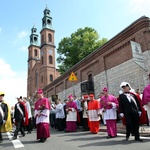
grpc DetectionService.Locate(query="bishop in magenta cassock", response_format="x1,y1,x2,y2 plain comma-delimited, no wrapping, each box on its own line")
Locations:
66,95,77,132
34,89,50,143
142,82,150,125
100,88,118,138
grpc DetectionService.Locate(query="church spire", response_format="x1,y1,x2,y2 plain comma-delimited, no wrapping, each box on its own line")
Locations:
30,25,39,46
42,5,52,29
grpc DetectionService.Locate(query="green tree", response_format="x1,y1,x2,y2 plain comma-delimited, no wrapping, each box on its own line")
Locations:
57,27,107,74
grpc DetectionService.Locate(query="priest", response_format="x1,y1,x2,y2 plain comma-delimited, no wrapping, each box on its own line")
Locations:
88,94,100,134
100,88,118,138
34,89,50,143
65,95,77,132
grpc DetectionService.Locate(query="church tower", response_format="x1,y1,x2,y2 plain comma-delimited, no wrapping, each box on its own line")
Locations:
39,5,57,88
27,5,60,99
27,25,40,97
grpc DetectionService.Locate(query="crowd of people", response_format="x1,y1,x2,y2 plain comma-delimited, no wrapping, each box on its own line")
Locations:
0,89,50,143
0,80,150,144
50,81,150,142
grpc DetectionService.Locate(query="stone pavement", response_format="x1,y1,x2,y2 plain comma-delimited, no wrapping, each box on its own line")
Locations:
100,122,150,136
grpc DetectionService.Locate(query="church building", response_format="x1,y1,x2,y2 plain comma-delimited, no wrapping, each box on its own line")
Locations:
27,6,60,98
27,6,150,101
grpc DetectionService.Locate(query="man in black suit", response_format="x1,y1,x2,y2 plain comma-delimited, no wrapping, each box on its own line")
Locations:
119,82,143,142
12,96,26,140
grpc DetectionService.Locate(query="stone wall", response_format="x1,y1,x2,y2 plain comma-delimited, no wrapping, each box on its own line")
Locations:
44,16,150,101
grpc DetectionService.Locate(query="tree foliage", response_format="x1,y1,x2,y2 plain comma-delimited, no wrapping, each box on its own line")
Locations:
57,27,107,74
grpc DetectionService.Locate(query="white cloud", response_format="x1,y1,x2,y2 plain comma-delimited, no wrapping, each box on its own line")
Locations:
0,59,16,78
0,58,27,107
0,27,2,33
13,30,28,44
126,0,150,16
17,31,28,39
20,46,28,52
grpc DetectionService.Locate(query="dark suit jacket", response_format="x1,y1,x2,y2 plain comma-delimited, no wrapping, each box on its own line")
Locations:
119,93,141,116
0,102,8,126
14,102,25,121
1,103,8,120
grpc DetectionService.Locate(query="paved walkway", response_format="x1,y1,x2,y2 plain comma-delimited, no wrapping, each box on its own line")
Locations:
100,122,150,136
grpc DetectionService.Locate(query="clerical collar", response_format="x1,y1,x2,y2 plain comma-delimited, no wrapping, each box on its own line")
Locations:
124,92,130,94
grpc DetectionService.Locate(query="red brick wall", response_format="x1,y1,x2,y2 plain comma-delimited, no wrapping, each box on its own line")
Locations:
42,16,150,97
104,42,132,70
55,82,64,93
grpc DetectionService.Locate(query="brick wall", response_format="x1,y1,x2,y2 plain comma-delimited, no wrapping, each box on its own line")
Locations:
44,16,150,100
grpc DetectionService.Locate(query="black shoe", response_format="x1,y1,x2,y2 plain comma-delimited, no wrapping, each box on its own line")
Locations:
126,136,129,141
40,138,45,143
0,139,3,143
107,136,111,139
27,131,31,134
38,138,45,143
135,138,143,142
12,137,17,140
22,134,25,137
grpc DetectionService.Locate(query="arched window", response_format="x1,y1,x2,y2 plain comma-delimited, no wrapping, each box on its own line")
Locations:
34,49,37,56
50,74,53,82
41,56,44,65
48,33,52,42
41,34,44,43
41,75,43,83
88,74,93,82
49,55,53,64
47,19,51,25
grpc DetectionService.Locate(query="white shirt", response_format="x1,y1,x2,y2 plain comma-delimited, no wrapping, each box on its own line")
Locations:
55,103,65,119
124,93,137,107
74,99,82,112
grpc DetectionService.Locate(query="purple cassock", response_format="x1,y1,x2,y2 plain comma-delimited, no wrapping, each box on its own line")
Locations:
100,94,118,137
34,97,50,141
66,100,77,132
142,84,150,105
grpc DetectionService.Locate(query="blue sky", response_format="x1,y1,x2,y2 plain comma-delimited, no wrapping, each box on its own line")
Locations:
0,0,150,106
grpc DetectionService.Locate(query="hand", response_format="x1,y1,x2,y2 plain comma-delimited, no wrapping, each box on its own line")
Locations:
102,108,106,112
107,102,112,105
3,120,6,124
138,111,142,116
38,112,41,116
120,113,124,118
